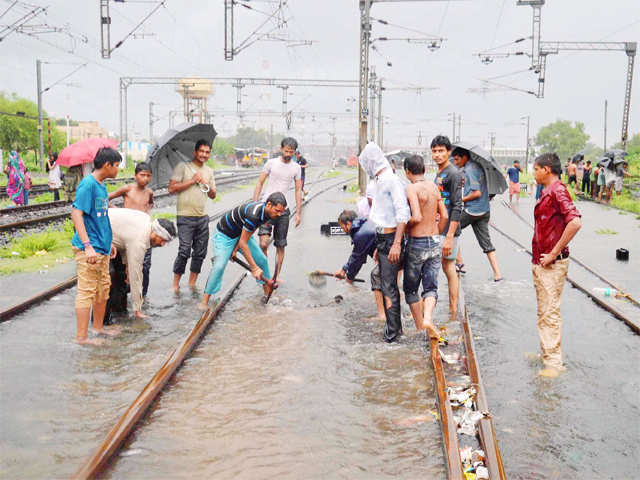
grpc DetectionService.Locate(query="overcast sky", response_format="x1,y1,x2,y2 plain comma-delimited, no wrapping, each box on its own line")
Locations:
2,0,638,151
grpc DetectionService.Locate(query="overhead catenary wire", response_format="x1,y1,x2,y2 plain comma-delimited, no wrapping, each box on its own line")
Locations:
110,0,166,54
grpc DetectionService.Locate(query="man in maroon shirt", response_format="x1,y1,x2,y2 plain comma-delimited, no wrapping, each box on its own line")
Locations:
532,153,582,377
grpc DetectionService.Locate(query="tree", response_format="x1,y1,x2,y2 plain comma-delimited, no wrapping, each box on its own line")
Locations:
228,127,270,149
212,137,235,158
0,92,66,169
613,132,640,156
535,120,590,162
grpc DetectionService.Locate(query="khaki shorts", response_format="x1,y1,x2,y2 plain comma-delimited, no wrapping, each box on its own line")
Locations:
74,248,111,308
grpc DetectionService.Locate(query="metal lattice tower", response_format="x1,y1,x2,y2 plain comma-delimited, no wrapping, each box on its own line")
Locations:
100,0,111,59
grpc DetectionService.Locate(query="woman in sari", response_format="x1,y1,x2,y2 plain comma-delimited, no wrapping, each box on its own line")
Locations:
4,151,26,206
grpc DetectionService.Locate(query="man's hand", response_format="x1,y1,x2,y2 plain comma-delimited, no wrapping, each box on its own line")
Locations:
334,269,346,279
539,252,556,268
191,171,204,184
85,245,98,264
251,266,263,280
110,245,117,259
442,236,453,258
389,242,401,264
294,212,301,227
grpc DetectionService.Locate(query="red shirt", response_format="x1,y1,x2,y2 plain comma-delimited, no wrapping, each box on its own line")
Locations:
532,180,581,265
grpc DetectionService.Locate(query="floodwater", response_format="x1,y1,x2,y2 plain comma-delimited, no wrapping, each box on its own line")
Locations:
1,184,638,479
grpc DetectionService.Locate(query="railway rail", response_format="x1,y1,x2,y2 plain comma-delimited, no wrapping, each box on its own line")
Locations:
489,219,640,334
71,176,353,479
0,171,262,234
429,282,506,479
0,173,349,323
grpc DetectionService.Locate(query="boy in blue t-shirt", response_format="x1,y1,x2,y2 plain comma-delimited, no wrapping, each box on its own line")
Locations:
71,148,121,345
506,160,522,205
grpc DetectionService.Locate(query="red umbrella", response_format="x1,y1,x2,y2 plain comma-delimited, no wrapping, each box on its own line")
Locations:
56,138,118,167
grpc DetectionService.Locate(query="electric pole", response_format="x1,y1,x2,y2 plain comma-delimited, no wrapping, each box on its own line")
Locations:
450,112,456,141
490,132,496,156
36,59,44,170
457,114,461,142
369,67,376,142
522,115,530,172
358,0,372,192
604,99,608,151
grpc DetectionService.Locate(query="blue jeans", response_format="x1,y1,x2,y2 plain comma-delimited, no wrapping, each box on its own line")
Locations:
204,230,270,296
403,236,441,305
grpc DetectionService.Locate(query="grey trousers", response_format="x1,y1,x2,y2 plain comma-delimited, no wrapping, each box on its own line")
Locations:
173,215,210,275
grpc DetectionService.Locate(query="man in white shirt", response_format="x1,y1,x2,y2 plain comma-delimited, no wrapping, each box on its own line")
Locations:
107,208,176,321
359,142,410,343
252,137,303,282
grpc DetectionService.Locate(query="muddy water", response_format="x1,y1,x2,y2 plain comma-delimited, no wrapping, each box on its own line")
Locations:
106,191,444,479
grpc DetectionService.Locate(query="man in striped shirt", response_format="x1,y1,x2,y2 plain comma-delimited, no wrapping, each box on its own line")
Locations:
199,192,287,309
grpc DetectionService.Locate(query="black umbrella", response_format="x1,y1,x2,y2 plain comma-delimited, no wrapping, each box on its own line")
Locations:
604,148,627,160
451,141,508,196
148,123,217,189
571,152,584,163
597,156,612,169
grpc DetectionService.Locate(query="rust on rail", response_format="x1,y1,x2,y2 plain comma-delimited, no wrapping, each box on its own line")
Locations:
73,273,246,480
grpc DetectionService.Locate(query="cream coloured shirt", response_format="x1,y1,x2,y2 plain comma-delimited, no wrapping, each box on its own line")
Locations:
171,161,216,217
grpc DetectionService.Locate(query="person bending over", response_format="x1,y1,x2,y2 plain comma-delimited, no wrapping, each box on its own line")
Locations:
403,155,448,339
106,209,175,322
200,192,287,309
334,210,385,321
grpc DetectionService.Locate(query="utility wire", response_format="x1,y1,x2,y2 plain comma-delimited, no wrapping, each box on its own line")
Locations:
490,0,507,47
111,0,166,53
42,63,87,93
0,0,17,20
370,16,441,40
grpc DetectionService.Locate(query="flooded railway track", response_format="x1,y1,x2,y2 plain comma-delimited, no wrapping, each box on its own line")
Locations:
494,200,640,333
0,171,262,234
71,176,354,479
0,174,347,323
429,282,506,479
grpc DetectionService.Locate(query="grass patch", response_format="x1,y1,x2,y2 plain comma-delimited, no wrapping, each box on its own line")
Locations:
610,191,640,215
595,228,618,235
0,220,74,274
323,170,344,179
347,182,359,193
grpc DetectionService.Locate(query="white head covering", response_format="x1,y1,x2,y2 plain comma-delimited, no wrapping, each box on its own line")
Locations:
358,142,390,178
151,219,174,241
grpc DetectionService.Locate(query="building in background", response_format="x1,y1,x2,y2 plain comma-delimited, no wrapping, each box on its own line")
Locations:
56,121,109,142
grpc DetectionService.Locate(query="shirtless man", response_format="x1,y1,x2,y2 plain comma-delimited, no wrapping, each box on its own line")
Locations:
109,162,154,213
567,160,578,192
403,155,448,338
109,161,155,297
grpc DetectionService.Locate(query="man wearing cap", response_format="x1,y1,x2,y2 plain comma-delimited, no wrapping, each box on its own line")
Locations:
106,208,176,321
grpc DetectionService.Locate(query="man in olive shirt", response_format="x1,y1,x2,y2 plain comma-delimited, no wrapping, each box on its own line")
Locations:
169,139,217,292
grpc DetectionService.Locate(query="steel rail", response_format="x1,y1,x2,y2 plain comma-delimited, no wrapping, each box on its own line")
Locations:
0,173,263,233
72,273,247,480
490,221,640,334
0,275,78,323
500,199,640,308
428,335,464,479
458,286,507,479
73,174,353,479
0,199,70,215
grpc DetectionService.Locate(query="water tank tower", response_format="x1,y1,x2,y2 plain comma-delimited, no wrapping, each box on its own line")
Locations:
177,78,214,123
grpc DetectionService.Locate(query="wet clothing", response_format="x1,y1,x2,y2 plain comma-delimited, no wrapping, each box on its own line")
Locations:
142,247,152,298
74,248,110,309
258,208,290,248
218,201,268,239
204,230,270,296
439,234,460,261
173,215,209,275
533,257,569,370
109,208,151,313
171,162,216,217
71,175,112,255
581,166,592,194
532,180,581,265
462,160,490,215
568,175,577,186
260,157,301,213
460,211,495,254
376,232,404,342
434,164,463,237
615,164,625,193
403,236,441,305
359,142,391,179
342,217,377,281
104,251,128,325
507,166,520,184
296,155,308,188
369,167,410,228
357,180,375,218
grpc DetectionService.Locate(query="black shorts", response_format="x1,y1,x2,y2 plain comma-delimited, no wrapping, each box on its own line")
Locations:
568,175,577,185
258,208,290,247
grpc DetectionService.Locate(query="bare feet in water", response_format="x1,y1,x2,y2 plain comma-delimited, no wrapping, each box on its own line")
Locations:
96,325,121,336
197,302,209,311
74,337,105,346
538,366,566,378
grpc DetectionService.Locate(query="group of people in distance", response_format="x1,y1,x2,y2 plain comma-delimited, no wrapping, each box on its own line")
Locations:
336,135,581,377
565,154,631,205
69,137,304,345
